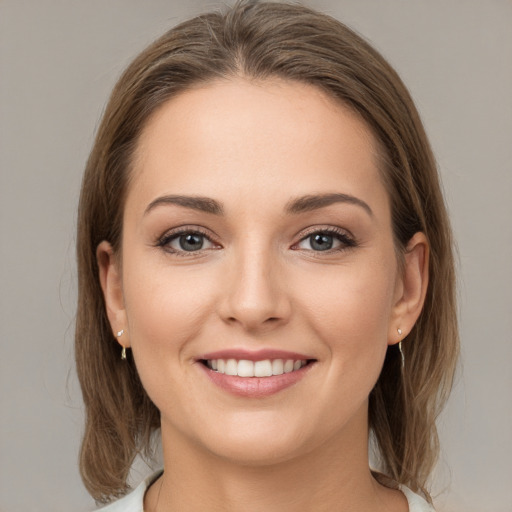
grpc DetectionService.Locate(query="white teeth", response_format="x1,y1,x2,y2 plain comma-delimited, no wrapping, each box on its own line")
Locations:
225,359,237,376
237,360,254,377
272,359,284,375
206,358,308,377
254,360,273,377
284,359,294,373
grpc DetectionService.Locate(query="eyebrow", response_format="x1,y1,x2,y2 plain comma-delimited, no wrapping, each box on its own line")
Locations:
285,193,373,217
144,195,224,216
144,192,373,217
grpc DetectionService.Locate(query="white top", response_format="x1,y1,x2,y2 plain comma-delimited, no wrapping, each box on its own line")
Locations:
96,471,435,512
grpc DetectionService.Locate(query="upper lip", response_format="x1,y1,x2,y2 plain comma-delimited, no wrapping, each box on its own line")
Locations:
197,348,315,362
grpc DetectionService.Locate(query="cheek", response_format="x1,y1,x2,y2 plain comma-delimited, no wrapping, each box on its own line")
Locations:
298,255,397,367
122,257,219,362
120,259,223,420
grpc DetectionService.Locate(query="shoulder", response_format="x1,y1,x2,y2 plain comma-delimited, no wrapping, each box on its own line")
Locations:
95,471,163,512
400,485,436,512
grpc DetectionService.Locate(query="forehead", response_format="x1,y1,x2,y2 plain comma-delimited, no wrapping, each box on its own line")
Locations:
129,78,388,215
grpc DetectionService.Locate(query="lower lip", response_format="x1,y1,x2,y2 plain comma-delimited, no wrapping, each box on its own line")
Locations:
198,362,314,398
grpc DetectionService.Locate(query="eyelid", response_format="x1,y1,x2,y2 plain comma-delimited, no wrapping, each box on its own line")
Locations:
297,225,354,240
154,224,356,255
156,225,221,254
292,226,357,252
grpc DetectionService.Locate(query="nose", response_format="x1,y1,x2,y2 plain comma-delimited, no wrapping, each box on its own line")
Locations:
218,245,292,333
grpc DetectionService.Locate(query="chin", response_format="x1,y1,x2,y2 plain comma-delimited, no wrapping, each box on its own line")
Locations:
185,409,333,468
204,434,311,468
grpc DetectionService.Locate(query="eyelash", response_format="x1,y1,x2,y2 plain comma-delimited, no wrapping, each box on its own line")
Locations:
155,226,357,256
292,227,357,254
156,226,220,257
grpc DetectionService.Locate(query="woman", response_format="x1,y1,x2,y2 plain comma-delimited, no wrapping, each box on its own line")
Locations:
75,1,458,511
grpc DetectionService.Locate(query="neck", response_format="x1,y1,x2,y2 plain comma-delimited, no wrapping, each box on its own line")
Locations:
145,411,407,512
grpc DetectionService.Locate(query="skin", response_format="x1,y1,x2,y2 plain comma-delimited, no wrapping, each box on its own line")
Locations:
98,78,428,512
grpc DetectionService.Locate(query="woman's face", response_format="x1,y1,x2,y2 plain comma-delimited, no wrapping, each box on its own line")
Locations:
100,78,422,464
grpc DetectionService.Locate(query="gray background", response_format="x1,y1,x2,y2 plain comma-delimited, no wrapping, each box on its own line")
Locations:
1,1,511,511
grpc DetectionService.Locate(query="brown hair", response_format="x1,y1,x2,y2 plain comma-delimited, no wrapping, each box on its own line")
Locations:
76,0,458,503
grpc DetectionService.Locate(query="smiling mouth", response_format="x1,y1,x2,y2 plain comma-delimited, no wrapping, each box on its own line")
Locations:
201,358,314,377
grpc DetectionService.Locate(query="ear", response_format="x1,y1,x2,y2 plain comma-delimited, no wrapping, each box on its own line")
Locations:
97,241,130,349
388,232,429,345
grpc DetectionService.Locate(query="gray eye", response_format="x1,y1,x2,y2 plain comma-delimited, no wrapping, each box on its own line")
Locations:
309,233,334,251
178,233,205,251
165,232,215,252
296,231,349,252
